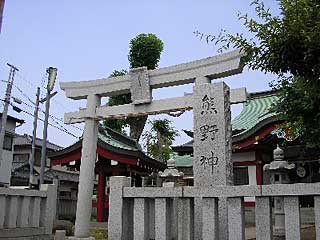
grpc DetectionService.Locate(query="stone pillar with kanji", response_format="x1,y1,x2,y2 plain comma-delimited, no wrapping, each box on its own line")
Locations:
193,80,233,240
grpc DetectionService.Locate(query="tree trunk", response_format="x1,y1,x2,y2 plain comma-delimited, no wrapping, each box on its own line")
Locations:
129,115,148,141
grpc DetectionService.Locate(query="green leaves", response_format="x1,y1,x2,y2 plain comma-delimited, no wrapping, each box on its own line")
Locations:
195,0,320,147
103,70,129,134
128,33,164,70
103,34,164,141
143,119,179,162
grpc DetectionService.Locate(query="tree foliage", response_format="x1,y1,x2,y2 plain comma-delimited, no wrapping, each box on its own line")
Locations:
195,0,320,147
128,33,164,70
103,34,164,142
102,70,129,134
143,119,179,162
127,33,164,141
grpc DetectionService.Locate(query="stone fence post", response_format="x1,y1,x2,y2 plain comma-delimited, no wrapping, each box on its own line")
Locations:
40,182,58,235
108,176,132,240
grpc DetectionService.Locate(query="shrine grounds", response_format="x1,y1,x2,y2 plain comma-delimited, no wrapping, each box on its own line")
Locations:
84,221,316,240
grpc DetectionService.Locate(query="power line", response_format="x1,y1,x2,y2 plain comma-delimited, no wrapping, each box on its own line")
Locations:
12,83,36,105
8,92,84,133
51,97,74,112
14,71,77,119
20,108,81,139
15,71,39,89
0,98,81,139
48,114,83,131
40,72,48,90
24,109,80,139
7,71,84,133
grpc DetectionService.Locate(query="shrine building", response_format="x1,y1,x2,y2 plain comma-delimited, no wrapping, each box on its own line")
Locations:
50,125,165,222
172,90,320,207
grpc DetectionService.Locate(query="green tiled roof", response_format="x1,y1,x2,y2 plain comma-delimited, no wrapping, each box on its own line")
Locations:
98,128,138,151
232,91,278,136
172,90,279,167
171,153,193,167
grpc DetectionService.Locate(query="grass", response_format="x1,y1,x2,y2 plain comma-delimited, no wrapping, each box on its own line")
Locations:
90,228,107,240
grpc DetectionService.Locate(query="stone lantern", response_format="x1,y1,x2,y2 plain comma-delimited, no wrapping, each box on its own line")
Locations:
158,158,184,187
264,145,295,238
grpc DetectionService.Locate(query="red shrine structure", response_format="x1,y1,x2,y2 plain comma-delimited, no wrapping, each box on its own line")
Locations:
50,126,165,222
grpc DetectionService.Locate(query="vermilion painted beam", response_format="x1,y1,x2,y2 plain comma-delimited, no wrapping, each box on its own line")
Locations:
96,147,137,165
233,124,277,150
51,146,138,167
233,161,257,166
51,151,81,166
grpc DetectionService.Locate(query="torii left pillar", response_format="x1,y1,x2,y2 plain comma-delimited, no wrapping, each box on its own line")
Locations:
70,94,100,240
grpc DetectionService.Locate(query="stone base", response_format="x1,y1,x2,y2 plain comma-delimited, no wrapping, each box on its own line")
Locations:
68,237,95,240
273,236,285,240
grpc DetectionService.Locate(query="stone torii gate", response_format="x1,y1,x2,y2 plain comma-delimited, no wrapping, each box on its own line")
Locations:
61,49,247,239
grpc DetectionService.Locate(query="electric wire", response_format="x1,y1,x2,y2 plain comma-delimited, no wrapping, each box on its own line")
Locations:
12,83,36,105
10,81,83,132
18,71,70,112
4,70,84,134
13,71,80,125
15,72,38,89
0,98,81,139
18,96,83,133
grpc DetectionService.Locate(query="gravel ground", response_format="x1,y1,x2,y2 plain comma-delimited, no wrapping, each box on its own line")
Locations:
89,222,316,240
246,225,316,240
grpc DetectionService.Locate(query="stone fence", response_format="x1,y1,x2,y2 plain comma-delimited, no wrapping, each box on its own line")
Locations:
0,183,57,239
108,176,320,240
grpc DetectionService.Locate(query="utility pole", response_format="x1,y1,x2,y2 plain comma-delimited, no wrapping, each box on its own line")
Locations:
29,87,40,187
0,64,19,182
0,0,5,34
39,67,57,185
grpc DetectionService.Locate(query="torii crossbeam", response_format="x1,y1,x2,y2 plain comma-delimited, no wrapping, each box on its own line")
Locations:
61,49,247,239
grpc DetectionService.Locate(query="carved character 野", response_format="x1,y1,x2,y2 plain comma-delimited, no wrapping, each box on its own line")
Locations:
200,124,219,141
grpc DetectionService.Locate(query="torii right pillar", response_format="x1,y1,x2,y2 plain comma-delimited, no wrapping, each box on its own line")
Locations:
193,79,234,240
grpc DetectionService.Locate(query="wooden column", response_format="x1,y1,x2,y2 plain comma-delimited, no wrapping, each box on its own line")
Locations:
255,151,263,185
256,162,263,185
96,172,106,222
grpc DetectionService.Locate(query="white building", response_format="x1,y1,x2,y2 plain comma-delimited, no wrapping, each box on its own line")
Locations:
0,113,24,185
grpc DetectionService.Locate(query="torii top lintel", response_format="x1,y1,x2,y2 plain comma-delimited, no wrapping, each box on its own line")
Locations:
61,50,246,123
60,50,245,100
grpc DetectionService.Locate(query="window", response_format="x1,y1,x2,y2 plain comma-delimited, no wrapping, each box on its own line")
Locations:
13,154,29,162
233,167,249,185
3,134,13,151
59,191,71,198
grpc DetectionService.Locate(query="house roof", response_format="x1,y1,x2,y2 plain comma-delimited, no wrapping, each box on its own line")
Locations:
232,90,278,137
0,113,25,124
173,90,278,149
50,125,165,170
50,125,143,157
11,164,79,182
98,126,140,151
172,90,279,166
172,153,193,167
14,134,62,151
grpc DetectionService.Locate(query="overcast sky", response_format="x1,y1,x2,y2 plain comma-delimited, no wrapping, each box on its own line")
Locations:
0,1,279,147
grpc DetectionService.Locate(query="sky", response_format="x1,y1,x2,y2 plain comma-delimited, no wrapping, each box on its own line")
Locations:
0,1,280,148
